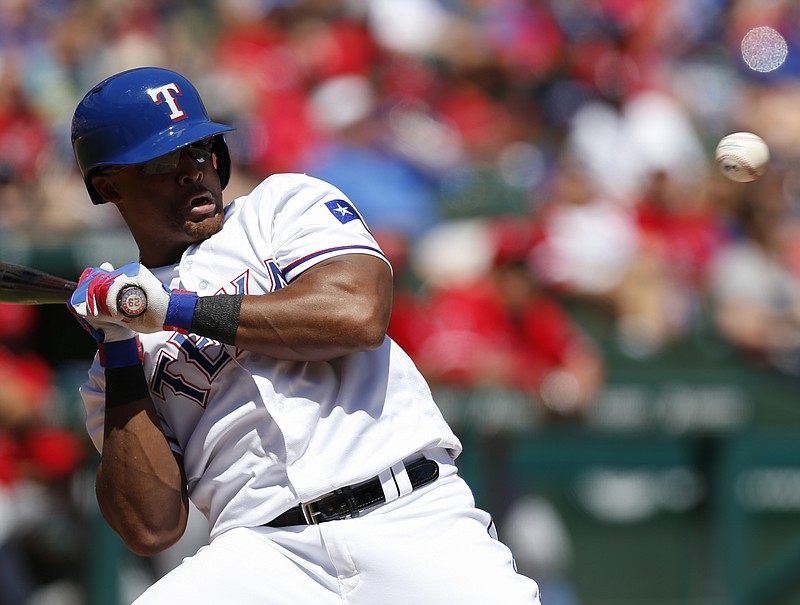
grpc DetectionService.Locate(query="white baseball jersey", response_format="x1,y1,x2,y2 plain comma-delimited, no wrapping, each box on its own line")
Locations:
80,173,462,540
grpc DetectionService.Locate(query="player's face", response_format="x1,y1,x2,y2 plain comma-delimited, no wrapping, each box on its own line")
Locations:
97,142,226,267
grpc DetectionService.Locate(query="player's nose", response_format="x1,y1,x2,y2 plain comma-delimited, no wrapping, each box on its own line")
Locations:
175,148,204,184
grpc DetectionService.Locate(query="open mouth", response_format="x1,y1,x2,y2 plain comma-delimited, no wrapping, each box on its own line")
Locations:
188,193,217,216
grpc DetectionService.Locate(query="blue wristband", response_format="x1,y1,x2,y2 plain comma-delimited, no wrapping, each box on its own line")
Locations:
164,291,199,334
99,337,141,369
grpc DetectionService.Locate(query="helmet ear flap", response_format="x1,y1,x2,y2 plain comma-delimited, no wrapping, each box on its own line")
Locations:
212,135,232,190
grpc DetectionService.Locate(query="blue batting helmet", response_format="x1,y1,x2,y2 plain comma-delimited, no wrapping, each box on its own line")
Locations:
72,67,235,204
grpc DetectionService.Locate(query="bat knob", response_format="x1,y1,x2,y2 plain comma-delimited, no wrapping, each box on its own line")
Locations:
117,285,147,318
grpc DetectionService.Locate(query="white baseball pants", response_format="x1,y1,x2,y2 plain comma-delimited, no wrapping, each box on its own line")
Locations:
132,459,541,604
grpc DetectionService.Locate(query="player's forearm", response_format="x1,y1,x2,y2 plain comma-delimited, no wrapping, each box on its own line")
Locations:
98,398,189,556
234,255,393,361
235,293,388,361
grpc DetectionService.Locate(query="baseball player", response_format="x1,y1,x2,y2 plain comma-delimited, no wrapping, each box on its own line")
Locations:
68,67,541,604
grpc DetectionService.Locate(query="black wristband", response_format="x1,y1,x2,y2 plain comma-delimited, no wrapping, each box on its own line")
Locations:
105,364,151,408
190,294,244,345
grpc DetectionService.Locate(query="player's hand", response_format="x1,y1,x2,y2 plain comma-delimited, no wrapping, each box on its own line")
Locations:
78,261,198,335
69,265,142,368
69,265,138,343
97,262,171,333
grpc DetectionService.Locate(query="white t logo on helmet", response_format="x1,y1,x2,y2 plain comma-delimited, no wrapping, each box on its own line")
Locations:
147,83,187,121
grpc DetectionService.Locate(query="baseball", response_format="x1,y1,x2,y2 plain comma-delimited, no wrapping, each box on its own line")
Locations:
715,132,769,182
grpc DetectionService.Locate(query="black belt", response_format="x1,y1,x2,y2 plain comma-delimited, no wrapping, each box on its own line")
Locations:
266,458,439,527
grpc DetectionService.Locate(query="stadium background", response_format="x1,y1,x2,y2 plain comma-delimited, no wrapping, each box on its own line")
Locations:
2,1,800,604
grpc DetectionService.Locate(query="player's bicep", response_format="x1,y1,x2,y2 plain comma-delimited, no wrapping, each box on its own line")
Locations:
294,250,391,297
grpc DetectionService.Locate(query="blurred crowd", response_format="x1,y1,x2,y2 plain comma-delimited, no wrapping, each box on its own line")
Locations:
1,0,800,379
5,0,800,602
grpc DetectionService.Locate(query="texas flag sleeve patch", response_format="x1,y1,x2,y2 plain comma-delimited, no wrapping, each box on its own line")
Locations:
325,199,361,225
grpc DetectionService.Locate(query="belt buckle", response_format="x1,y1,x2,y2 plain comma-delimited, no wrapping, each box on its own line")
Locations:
301,494,327,525
301,485,360,524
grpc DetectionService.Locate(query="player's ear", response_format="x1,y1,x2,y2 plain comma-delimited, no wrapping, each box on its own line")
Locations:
90,171,123,205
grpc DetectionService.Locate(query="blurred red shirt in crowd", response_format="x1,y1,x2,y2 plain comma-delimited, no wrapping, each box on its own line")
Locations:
388,218,605,415
0,304,83,485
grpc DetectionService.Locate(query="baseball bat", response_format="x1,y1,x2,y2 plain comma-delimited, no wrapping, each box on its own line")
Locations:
0,261,147,318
